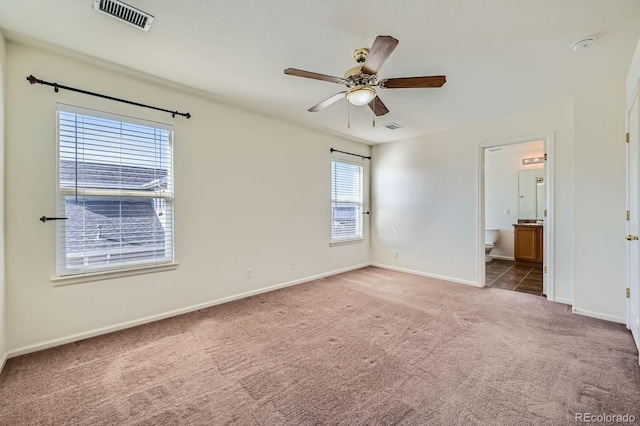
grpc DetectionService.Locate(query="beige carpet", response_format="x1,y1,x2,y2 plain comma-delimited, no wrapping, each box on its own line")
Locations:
1,266,639,425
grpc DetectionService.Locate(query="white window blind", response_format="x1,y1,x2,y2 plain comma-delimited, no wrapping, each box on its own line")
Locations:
331,160,363,242
57,105,174,276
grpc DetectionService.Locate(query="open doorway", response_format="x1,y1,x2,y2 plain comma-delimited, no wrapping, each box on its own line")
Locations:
478,134,555,300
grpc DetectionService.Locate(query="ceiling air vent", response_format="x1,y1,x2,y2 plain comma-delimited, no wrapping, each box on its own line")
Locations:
93,0,154,31
384,122,403,130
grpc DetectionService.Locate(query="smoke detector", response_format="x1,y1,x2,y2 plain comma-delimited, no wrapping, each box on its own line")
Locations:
570,38,595,52
93,0,154,31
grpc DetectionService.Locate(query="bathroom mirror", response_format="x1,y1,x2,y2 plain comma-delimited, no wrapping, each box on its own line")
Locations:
518,169,545,220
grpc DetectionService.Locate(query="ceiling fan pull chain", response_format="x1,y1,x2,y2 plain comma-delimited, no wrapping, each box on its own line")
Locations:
372,98,376,127
347,101,351,129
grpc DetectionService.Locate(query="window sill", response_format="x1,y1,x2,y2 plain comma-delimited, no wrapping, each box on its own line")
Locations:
51,262,180,287
330,238,364,247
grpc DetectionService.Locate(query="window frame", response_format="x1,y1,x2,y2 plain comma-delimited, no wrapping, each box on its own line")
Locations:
55,104,176,281
330,158,364,245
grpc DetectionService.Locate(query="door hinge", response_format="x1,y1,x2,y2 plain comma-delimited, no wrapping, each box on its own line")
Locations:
627,288,631,298
544,266,547,273
544,209,547,218
544,153,547,161
626,132,630,143
627,210,631,221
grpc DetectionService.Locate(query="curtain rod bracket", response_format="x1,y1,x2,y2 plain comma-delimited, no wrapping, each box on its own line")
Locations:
26,74,191,119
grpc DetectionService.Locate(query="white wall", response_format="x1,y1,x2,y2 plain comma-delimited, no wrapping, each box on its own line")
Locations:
5,41,371,354
0,30,7,369
485,141,544,259
371,97,576,302
572,82,627,322
627,37,640,103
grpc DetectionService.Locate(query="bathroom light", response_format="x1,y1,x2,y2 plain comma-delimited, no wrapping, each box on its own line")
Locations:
522,156,544,165
346,87,376,106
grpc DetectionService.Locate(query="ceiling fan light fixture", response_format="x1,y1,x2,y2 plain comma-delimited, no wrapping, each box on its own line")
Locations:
347,87,376,106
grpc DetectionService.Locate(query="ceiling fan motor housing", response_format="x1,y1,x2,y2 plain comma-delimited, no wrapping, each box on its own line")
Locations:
344,67,377,87
353,48,369,63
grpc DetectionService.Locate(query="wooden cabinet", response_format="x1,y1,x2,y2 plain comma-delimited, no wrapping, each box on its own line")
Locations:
513,224,543,267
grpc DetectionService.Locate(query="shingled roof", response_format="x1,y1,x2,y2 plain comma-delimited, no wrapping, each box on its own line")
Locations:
60,160,170,270
59,159,168,191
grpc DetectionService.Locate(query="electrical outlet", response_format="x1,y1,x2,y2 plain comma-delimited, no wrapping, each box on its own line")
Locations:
290,261,296,270
247,268,252,278
394,251,399,259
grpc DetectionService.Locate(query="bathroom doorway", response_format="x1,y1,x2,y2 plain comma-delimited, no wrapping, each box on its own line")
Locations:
479,134,555,300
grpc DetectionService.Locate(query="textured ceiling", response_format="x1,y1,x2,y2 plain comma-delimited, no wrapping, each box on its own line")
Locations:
1,0,640,144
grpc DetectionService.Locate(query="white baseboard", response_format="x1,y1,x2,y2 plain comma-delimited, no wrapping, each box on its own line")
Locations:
0,351,7,374
572,306,626,324
489,255,514,261
552,297,573,305
8,263,370,358
371,263,479,287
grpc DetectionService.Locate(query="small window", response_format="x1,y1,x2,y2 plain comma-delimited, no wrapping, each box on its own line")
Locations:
57,105,174,276
331,160,363,243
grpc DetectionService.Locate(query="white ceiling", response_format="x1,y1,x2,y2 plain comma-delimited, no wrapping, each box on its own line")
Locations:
1,0,640,144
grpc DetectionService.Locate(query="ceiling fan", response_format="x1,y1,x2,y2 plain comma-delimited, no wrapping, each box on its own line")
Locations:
284,35,446,117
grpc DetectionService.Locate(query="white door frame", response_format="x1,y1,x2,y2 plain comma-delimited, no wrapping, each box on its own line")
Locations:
478,133,555,301
626,80,640,363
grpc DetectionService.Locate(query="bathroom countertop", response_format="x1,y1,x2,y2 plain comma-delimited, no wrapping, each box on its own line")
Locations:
512,223,543,227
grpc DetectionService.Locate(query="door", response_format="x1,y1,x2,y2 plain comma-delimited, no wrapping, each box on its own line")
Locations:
626,89,640,364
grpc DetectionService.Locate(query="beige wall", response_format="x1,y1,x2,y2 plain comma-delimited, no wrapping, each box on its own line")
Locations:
371,97,576,303
5,41,370,354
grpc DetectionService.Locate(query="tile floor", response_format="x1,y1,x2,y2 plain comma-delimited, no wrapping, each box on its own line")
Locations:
485,259,544,296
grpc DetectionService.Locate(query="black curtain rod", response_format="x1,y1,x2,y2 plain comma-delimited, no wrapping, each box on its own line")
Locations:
27,75,191,119
330,148,371,160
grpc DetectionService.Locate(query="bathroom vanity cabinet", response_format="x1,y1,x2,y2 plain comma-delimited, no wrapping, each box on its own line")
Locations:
513,224,543,267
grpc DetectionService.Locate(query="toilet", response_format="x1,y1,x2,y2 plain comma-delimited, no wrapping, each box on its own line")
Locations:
485,228,499,262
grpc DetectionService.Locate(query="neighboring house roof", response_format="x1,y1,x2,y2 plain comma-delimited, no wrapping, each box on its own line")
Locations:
64,198,166,256
60,160,169,259
59,160,168,191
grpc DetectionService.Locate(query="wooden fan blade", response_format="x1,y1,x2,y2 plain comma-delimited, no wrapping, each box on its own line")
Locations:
368,96,389,116
308,91,347,112
284,68,345,84
379,76,447,89
361,36,399,75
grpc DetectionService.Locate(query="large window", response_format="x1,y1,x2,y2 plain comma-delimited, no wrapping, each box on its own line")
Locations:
331,159,363,243
57,105,174,276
